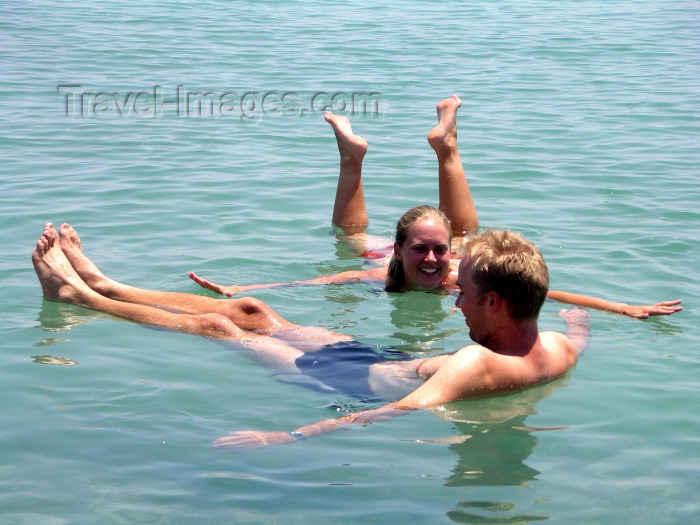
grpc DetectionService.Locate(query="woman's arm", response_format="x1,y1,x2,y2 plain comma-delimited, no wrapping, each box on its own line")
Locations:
546,290,682,319
189,267,388,297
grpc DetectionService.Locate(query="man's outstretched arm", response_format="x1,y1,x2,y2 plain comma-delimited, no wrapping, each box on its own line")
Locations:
212,348,486,451
212,403,413,450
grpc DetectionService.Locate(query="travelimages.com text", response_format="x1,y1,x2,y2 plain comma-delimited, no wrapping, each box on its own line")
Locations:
58,85,384,120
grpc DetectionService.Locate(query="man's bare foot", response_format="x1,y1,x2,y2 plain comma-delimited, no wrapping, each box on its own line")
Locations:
324,111,368,162
58,223,112,293
427,95,462,155
32,223,94,305
34,223,251,339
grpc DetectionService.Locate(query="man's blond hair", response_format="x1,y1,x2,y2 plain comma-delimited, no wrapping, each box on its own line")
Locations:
462,229,549,320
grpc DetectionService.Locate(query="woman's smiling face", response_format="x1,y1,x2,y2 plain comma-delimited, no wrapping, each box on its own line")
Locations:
394,218,452,290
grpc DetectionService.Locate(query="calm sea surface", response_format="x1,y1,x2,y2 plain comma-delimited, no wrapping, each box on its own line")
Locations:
1,1,699,523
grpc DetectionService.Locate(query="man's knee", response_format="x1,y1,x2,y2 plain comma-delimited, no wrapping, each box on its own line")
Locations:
195,313,241,337
218,296,283,333
229,296,272,316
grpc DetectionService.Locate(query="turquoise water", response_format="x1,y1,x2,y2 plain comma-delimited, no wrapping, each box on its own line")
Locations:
2,0,699,523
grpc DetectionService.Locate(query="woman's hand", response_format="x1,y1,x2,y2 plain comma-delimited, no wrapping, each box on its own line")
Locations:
619,300,682,319
189,272,242,297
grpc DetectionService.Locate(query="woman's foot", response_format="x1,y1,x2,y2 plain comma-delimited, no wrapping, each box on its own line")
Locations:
325,111,368,162
427,95,462,156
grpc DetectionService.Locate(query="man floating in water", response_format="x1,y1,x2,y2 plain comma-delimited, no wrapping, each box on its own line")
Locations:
34,222,595,449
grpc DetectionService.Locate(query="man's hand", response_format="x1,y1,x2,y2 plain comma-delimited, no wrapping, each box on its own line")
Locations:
619,300,682,319
212,430,298,450
558,307,591,326
189,272,241,297
558,307,591,355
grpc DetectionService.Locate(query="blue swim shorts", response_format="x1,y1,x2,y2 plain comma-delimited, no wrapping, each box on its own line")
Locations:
293,340,414,400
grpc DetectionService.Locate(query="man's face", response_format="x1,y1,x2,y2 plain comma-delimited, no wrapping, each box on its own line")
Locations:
394,218,451,290
455,255,489,344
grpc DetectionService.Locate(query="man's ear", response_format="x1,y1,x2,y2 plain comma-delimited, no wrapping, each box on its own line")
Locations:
486,291,501,311
393,242,402,261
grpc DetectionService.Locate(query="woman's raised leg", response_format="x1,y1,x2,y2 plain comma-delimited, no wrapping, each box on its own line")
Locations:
427,95,478,237
325,111,369,236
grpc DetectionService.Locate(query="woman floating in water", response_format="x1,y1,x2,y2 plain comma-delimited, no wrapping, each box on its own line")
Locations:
190,96,681,319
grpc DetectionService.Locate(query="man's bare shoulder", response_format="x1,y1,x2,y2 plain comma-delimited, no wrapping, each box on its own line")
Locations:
537,330,580,373
453,334,577,384
449,344,494,368
417,344,489,380
539,330,571,344
539,330,578,355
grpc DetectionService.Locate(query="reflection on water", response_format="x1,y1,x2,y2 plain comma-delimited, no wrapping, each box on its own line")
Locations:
33,337,70,347
645,316,685,336
36,302,95,333
445,415,541,488
447,500,549,524
33,302,124,363
428,379,570,523
31,354,79,366
388,291,463,354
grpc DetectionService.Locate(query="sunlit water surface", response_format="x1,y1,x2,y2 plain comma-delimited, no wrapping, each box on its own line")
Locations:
1,1,699,524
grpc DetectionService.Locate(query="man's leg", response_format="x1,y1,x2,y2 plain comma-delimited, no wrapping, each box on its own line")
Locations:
325,111,369,236
57,223,293,332
33,224,346,370
57,223,348,345
34,223,254,337
427,95,478,237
